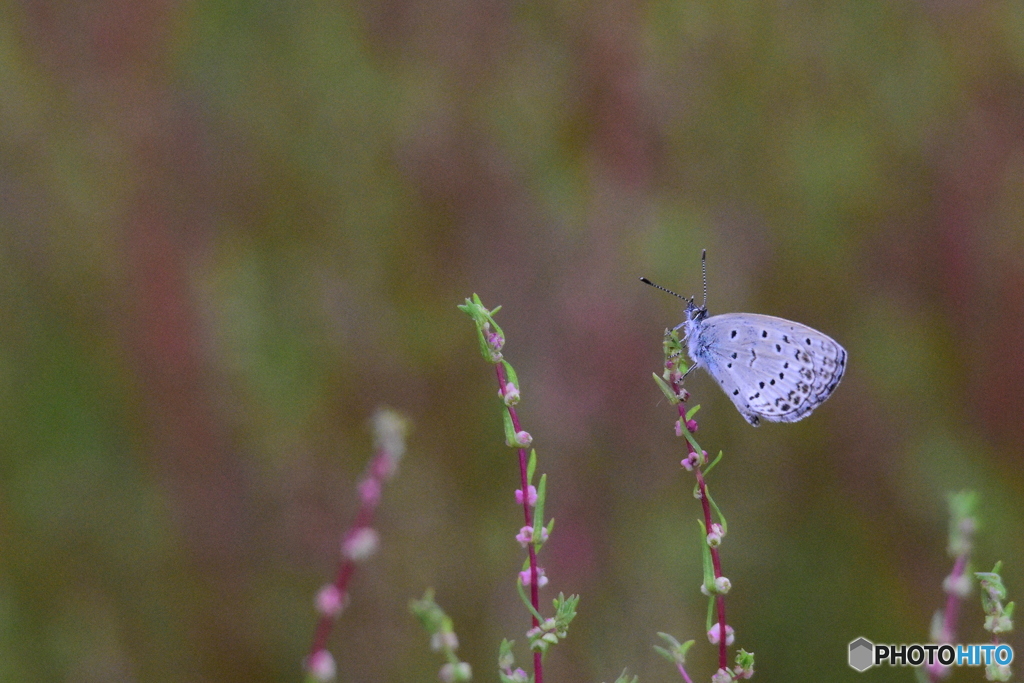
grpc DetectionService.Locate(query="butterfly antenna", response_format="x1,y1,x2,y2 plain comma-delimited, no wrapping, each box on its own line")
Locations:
700,249,708,309
639,277,691,302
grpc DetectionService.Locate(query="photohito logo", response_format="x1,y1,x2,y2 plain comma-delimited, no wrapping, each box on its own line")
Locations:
849,637,1014,672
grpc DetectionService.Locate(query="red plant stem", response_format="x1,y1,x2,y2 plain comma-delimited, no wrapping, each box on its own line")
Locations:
927,553,970,681
670,373,728,672
308,450,388,662
943,555,968,641
495,363,544,683
693,463,727,671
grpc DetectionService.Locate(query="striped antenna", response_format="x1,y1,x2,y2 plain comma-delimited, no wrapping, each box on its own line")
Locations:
639,277,691,303
701,249,708,309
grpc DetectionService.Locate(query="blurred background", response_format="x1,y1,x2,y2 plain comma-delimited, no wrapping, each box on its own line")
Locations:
2,0,1023,681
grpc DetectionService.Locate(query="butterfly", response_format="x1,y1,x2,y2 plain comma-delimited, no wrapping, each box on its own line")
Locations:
641,253,846,426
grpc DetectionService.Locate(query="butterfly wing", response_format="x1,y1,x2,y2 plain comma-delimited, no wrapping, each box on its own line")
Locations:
687,313,846,426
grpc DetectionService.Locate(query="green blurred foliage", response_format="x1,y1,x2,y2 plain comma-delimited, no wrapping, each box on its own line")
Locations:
1,0,1023,681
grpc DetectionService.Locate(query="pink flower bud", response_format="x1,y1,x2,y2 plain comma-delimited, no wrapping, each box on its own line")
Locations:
686,419,698,433
514,431,532,447
440,662,473,683
431,631,459,651
707,623,735,646
307,649,337,681
517,526,547,546
515,485,538,506
315,584,346,616
519,567,548,587
343,527,379,561
943,573,972,598
503,383,521,405
710,668,732,683
486,331,505,351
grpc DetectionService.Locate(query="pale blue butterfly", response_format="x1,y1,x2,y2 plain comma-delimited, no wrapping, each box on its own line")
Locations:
642,253,846,426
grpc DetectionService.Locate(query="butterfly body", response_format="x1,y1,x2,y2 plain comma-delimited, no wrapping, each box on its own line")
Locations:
679,302,846,426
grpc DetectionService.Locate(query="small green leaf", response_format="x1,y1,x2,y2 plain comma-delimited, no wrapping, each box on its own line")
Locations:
705,487,727,534
654,633,694,666
734,649,755,677
527,449,537,484
702,450,724,477
503,360,519,390
503,411,518,448
516,580,545,623
657,632,682,649
498,638,515,670
652,373,678,403
698,520,715,590
459,294,505,363
533,474,547,543
544,517,555,538
685,405,701,420
681,428,701,455
611,669,638,683
553,592,579,629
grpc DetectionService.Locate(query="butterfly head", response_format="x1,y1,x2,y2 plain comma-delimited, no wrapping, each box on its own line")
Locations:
685,298,708,323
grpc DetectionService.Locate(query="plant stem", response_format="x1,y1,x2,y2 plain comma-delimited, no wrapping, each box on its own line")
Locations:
308,457,382,660
306,409,407,675
669,374,728,672
496,362,544,683
693,463,727,671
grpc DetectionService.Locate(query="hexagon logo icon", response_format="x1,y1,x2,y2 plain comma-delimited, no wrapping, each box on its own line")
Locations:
849,638,874,672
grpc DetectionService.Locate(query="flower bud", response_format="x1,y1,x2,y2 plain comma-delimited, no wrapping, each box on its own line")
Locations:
315,584,346,616
343,527,379,561
307,650,336,682
707,623,735,646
